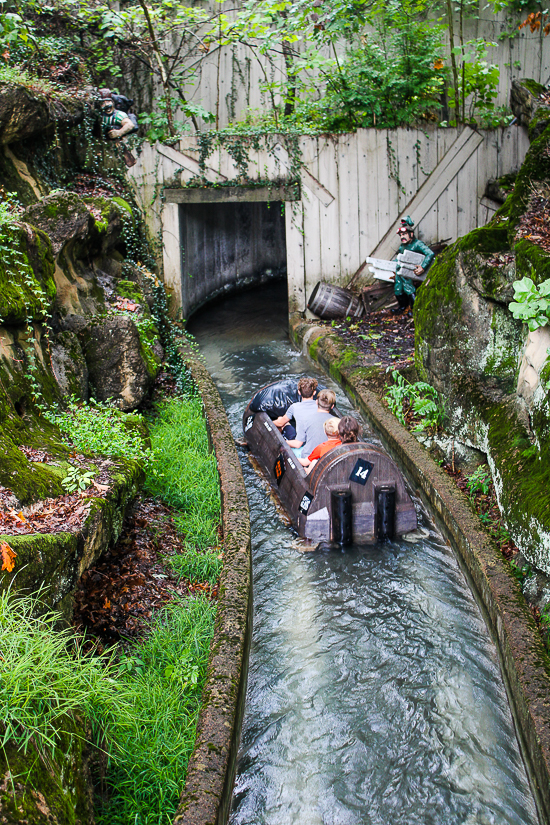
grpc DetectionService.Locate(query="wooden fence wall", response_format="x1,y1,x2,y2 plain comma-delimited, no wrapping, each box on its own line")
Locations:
136,13,550,132
129,124,530,316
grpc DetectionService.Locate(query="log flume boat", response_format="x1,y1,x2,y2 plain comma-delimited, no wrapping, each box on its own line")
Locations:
242,381,418,544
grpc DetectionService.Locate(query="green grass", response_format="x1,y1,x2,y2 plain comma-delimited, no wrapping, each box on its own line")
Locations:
97,597,215,825
97,393,222,823
0,591,113,755
0,392,221,824
168,546,223,585
145,395,221,552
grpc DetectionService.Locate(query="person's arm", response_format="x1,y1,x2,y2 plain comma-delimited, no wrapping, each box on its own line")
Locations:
272,414,290,429
107,117,134,139
305,459,318,475
285,438,304,448
413,241,435,276
300,443,321,468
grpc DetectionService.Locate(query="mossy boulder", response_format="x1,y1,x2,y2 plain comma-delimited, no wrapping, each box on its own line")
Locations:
505,122,550,239
510,77,549,139
81,315,157,410
415,114,550,575
0,716,94,825
25,191,94,255
0,223,55,324
50,330,89,400
415,224,522,399
0,82,86,145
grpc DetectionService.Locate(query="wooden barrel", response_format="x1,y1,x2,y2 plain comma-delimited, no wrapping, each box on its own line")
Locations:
308,281,364,320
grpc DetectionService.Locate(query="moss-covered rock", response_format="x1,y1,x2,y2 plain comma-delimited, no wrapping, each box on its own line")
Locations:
81,315,157,410
0,82,85,146
0,716,94,825
25,191,94,255
0,223,55,324
505,122,550,239
415,113,550,575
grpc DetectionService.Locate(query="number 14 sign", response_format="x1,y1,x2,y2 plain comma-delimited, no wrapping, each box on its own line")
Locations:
350,458,373,485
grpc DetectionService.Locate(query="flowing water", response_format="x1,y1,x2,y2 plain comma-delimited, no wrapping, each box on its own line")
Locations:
188,282,538,825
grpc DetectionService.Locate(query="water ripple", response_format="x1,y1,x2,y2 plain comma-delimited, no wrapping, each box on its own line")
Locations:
188,284,537,825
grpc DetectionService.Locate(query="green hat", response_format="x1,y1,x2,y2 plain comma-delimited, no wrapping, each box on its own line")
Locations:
401,215,414,228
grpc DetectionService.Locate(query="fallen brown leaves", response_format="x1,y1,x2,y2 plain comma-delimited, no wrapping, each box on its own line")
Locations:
18,445,53,463
0,460,114,535
73,496,218,648
515,184,550,254
0,493,95,535
319,306,415,373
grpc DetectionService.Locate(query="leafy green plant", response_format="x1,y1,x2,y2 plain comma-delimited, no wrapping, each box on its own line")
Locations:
139,97,214,143
61,464,97,493
466,465,491,497
510,558,532,583
509,275,550,331
44,398,153,469
385,370,442,432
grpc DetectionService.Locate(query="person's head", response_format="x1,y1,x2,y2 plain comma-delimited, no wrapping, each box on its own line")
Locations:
397,216,415,245
338,415,361,443
324,417,340,438
317,389,336,411
298,377,318,399
101,99,115,116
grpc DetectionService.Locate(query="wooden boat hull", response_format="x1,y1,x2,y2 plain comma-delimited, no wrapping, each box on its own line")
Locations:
243,403,417,543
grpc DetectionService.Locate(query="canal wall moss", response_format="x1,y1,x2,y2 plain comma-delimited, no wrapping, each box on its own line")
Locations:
290,313,550,825
173,343,252,825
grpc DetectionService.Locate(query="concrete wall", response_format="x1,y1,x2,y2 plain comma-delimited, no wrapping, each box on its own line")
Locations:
129,124,529,317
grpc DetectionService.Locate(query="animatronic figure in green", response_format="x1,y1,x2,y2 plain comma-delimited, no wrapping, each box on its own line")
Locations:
391,217,435,313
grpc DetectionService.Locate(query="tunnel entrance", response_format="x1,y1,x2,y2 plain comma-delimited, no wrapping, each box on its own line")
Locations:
179,199,287,319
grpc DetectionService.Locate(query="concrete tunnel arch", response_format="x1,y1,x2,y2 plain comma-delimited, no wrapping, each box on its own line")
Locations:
162,185,300,321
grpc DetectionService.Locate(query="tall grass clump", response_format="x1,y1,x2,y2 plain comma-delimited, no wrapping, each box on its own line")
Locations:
97,596,215,825
145,395,221,554
0,591,112,755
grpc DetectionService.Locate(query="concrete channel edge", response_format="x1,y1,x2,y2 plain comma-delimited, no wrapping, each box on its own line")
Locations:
290,314,550,825
173,345,252,825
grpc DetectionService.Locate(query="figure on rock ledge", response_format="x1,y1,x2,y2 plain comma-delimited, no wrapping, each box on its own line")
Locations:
100,90,138,166
391,216,435,313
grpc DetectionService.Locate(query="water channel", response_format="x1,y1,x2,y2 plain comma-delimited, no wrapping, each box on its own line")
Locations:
188,281,538,825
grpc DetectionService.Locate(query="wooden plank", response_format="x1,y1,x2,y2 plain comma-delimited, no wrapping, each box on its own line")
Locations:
357,129,373,265
371,128,484,258
457,147,477,237
300,136,322,298
437,177,458,244
377,130,395,245
420,130,439,243
156,142,227,183
286,200,306,313
318,136,341,283
337,134,361,278
396,127,416,214
164,184,300,203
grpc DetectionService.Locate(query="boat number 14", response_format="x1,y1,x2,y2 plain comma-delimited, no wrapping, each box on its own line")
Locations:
350,459,374,486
